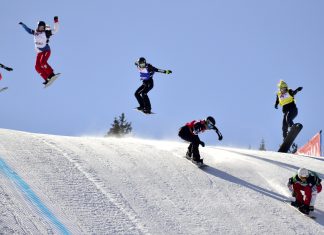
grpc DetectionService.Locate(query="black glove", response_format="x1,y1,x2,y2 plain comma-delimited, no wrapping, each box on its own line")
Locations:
218,134,223,141
165,70,172,74
275,104,278,109
199,141,205,147
288,177,293,185
54,16,59,22
19,22,23,25
5,67,13,71
296,87,303,92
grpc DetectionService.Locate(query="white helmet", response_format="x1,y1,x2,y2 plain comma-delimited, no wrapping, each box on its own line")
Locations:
298,168,309,178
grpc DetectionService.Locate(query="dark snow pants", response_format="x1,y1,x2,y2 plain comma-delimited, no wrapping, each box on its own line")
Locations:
282,107,298,138
135,78,154,111
178,126,201,161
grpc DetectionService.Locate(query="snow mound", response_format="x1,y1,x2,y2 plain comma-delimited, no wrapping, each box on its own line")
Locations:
0,128,323,234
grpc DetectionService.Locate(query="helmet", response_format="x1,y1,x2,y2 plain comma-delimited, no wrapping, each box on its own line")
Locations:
137,57,146,68
297,168,309,178
37,21,46,31
278,80,288,89
37,21,46,28
206,116,216,129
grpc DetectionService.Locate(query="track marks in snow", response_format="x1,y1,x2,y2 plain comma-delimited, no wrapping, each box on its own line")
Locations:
42,139,149,235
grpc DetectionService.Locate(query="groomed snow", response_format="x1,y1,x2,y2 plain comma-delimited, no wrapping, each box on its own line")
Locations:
0,128,323,234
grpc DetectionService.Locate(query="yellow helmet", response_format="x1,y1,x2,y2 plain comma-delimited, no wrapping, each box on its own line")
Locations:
277,80,288,89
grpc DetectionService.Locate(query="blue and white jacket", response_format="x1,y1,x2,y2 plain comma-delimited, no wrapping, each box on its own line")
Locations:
20,22,59,53
136,63,167,81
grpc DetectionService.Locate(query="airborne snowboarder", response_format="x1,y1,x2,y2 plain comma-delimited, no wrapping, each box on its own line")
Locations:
178,116,223,166
19,16,59,85
134,57,172,114
275,80,303,139
287,168,322,214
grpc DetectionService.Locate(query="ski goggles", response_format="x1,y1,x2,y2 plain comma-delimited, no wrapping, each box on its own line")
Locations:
280,87,287,92
299,176,307,181
138,63,146,68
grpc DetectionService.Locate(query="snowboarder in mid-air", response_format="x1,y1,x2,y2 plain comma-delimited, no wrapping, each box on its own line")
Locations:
275,80,302,139
287,168,322,214
178,116,223,166
0,63,13,80
134,57,172,114
19,16,59,85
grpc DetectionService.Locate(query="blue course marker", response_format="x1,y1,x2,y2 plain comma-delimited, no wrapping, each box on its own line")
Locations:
0,158,70,235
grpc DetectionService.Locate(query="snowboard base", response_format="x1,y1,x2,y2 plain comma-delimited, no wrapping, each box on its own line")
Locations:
0,87,8,93
133,108,155,115
44,73,61,88
278,123,303,153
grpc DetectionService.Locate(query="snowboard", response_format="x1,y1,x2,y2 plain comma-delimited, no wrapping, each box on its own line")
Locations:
278,123,303,153
184,156,207,168
44,73,61,88
283,200,316,219
133,108,155,115
0,87,8,93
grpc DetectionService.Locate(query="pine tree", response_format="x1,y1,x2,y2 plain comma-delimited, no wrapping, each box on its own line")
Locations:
106,113,132,137
259,138,266,151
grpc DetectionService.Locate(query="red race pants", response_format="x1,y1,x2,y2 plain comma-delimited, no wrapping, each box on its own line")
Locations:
35,50,53,80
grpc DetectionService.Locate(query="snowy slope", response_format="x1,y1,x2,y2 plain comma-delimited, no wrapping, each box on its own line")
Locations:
0,128,324,234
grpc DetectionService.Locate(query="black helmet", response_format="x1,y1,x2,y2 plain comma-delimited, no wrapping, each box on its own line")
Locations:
37,21,46,28
37,21,46,30
206,116,216,129
137,57,147,68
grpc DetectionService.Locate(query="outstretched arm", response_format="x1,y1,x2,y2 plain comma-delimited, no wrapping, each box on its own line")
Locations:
51,16,59,34
212,126,223,141
19,22,34,35
292,87,303,96
149,64,172,74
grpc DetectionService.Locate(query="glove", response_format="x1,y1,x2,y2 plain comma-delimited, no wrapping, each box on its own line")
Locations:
287,178,293,191
199,141,205,147
288,184,293,192
274,104,278,109
165,70,172,74
296,87,303,92
19,22,23,25
54,16,59,23
218,134,223,141
5,67,13,71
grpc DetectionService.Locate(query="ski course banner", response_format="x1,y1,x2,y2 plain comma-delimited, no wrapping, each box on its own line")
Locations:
297,131,322,157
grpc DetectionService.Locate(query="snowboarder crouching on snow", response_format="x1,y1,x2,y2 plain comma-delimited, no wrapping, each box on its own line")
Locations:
275,80,302,139
134,57,172,114
0,64,13,80
178,116,223,166
19,16,59,85
287,168,322,214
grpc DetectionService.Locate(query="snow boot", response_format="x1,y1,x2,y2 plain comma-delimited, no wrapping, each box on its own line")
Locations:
143,108,151,114
185,153,192,160
309,206,314,211
192,158,204,166
299,205,310,215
